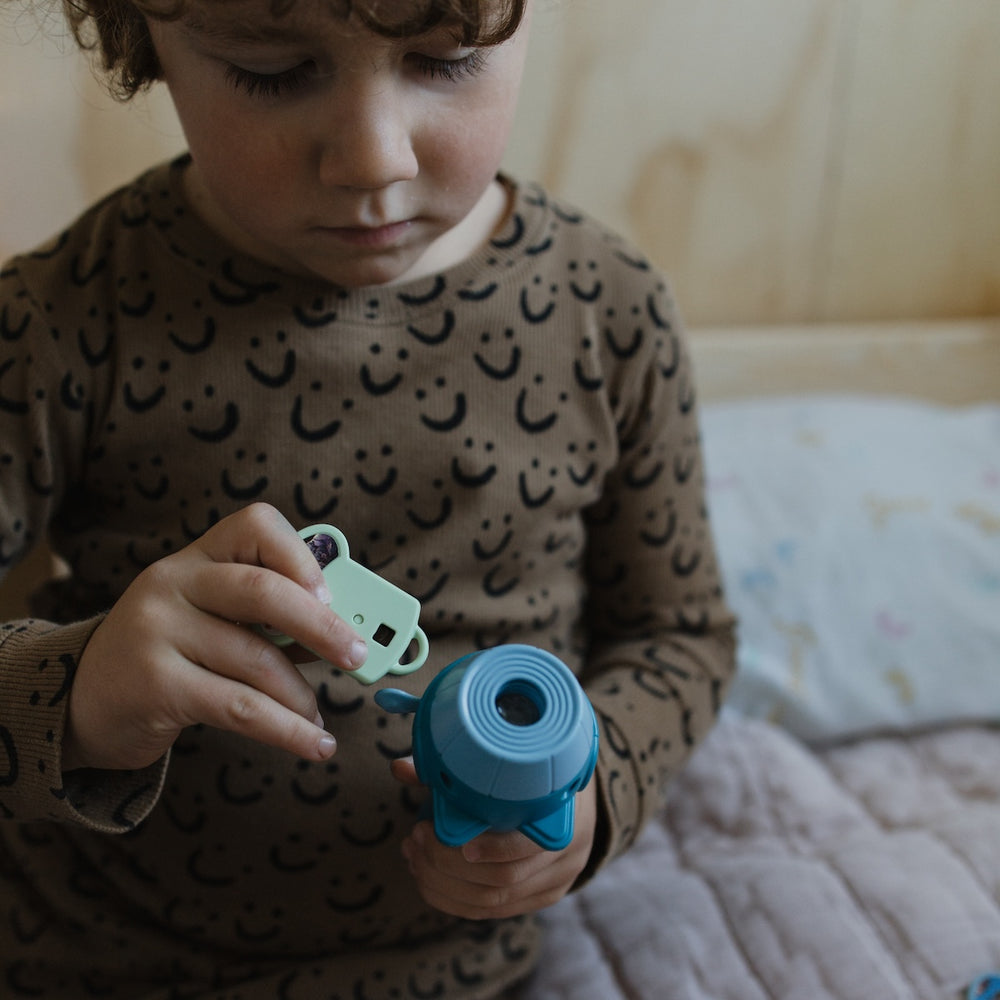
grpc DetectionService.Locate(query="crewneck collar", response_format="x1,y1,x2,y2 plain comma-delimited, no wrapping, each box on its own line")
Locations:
138,154,551,325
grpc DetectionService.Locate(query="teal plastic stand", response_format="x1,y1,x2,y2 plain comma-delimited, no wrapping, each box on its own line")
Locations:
376,644,599,850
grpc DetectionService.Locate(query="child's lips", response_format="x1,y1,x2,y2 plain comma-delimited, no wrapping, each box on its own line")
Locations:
316,220,414,248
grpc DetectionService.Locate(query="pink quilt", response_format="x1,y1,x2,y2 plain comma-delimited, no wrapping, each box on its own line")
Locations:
519,715,1000,1000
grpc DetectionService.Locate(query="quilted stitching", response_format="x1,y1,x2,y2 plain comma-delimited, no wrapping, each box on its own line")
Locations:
519,715,1000,1000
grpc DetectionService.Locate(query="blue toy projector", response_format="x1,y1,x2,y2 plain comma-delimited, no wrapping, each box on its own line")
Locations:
376,644,599,851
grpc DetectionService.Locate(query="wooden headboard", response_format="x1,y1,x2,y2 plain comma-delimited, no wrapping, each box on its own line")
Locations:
690,318,1000,405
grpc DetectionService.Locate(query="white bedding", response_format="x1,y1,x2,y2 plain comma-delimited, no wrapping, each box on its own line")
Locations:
516,396,1000,1000
702,396,1000,742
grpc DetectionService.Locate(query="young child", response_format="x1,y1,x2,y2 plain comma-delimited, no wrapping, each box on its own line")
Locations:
0,0,737,996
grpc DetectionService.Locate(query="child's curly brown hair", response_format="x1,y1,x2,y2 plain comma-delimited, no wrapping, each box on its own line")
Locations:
62,0,527,98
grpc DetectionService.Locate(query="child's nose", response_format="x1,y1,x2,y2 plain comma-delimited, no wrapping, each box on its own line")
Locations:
317,84,419,191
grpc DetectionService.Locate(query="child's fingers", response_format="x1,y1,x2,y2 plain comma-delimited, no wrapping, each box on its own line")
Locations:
402,824,576,919
389,756,421,786
179,505,370,668
407,824,544,886
195,503,331,603
460,829,539,864
401,785,599,919
176,615,322,727
180,558,367,671
176,654,337,763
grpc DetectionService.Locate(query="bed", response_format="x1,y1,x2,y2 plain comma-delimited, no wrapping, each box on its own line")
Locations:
516,318,1000,1000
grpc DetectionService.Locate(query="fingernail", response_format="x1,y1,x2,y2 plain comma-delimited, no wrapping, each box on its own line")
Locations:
347,639,368,669
317,734,337,758
314,584,331,606
463,843,482,863
313,710,325,728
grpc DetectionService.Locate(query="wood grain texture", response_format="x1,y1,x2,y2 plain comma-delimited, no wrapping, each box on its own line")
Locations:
506,0,1000,325
688,319,1000,405
2,1,998,324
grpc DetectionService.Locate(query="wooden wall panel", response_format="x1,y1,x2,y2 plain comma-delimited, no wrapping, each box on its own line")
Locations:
0,13,183,256
822,1,1000,322
507,0,850,324
2,0,998,325
504,0,1000,325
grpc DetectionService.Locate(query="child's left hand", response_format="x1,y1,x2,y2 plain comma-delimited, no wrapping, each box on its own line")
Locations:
390,757,598,920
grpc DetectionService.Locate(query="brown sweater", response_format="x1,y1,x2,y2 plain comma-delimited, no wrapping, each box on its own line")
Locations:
0,156,736,999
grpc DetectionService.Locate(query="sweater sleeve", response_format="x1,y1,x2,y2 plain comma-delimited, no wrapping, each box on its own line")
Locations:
0,617,167,830
0,255,167,832
578,287,737,876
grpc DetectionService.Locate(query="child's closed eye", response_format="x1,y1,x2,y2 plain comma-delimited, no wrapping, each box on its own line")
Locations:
410,49,488,83
223,49,487,100
224,61,316,99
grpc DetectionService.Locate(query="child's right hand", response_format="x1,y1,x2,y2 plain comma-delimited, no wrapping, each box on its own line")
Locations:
61,504,368,773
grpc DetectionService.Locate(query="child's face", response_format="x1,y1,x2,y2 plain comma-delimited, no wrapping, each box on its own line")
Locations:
146,0,532,287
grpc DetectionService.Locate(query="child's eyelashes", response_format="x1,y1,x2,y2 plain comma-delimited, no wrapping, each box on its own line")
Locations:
223,49,488,100
410,49,488,83
224,61,315,99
